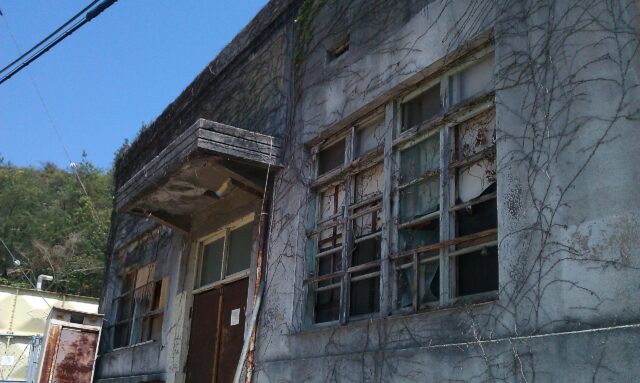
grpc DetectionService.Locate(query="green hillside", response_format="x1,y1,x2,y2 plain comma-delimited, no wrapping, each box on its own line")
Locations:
0,153,112,297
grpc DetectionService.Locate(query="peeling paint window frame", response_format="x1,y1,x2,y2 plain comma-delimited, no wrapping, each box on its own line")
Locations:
305,112,386,326
391,48,498,314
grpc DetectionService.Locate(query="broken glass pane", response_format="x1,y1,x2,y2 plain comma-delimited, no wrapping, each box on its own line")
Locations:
350,270,380,317
402,84,442,131
399,178,439,223
456,192,497,237
352,236,380,266
315,285,340,323
418,255,440,304
227,222,254,275
200,238,224,287
457,245,498,296
394,257,414,309
318,185,345,250
400,134,439,184
318,139,346,175
456,158,496,203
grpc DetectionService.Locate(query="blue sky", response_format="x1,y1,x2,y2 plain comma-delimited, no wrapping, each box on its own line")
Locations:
0,0,268,170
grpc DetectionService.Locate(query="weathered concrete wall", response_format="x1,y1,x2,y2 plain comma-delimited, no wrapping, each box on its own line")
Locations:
253,0,640,381
98,0,640,382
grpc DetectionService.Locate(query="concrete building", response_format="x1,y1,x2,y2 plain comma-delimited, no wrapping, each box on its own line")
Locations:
95,0,640,382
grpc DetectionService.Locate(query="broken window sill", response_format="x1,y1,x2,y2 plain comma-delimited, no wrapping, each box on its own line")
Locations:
109,339,156,353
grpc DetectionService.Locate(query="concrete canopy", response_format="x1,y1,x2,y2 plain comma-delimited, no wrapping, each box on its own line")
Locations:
115,118,282,232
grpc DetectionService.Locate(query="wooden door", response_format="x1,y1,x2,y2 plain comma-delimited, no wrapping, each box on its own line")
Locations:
186,288,221,383
215,278,248,383
186,278,248,383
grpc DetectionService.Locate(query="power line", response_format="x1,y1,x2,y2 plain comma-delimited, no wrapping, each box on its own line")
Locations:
0,0,101,76
0,0,117,86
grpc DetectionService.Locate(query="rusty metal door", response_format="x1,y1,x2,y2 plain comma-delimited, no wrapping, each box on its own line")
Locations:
186,278,248,383
49,328,98,383
186,288,221,383
215,278,248,383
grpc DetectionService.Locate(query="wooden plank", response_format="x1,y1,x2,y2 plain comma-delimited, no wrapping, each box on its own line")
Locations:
197,139,282,167
198,129,280,156
198,119,283,147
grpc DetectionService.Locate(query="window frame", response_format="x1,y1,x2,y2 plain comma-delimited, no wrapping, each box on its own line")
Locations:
305,48,498,327
193,213,255,294
306,112,386,326
110,263,168,350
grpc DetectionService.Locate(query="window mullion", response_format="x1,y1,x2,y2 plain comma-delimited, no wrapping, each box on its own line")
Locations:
221,228,231,279
439,123,452,306
382,100,396,316
340,130,354,324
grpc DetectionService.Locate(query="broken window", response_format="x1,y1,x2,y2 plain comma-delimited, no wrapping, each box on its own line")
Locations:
111,263,168,348
306,49,497,325
401,84,442,131
197,217,255,289
306,114,386,325
392,50,497,312
450,110,498,297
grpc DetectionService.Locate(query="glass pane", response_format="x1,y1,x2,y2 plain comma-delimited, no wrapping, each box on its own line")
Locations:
200,238,224,287
318,140,345,175
356,119,385,156
400,134,439,183
394,258,414,309
401,84,442,131
453,54,494,104
418,255,440,304
350,272,380,317
457,245,498,296
227,222,254,275
399,219,439,252
315,286,340,323
399,178,439,223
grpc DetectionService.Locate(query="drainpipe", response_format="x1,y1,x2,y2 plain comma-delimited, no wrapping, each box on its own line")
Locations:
36,275,53,291
234,173,273,383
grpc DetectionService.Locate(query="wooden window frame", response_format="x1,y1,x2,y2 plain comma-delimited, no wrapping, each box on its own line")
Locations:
306,113,386,325
193,213,255,294
110,264,168,349
305,48,497,327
